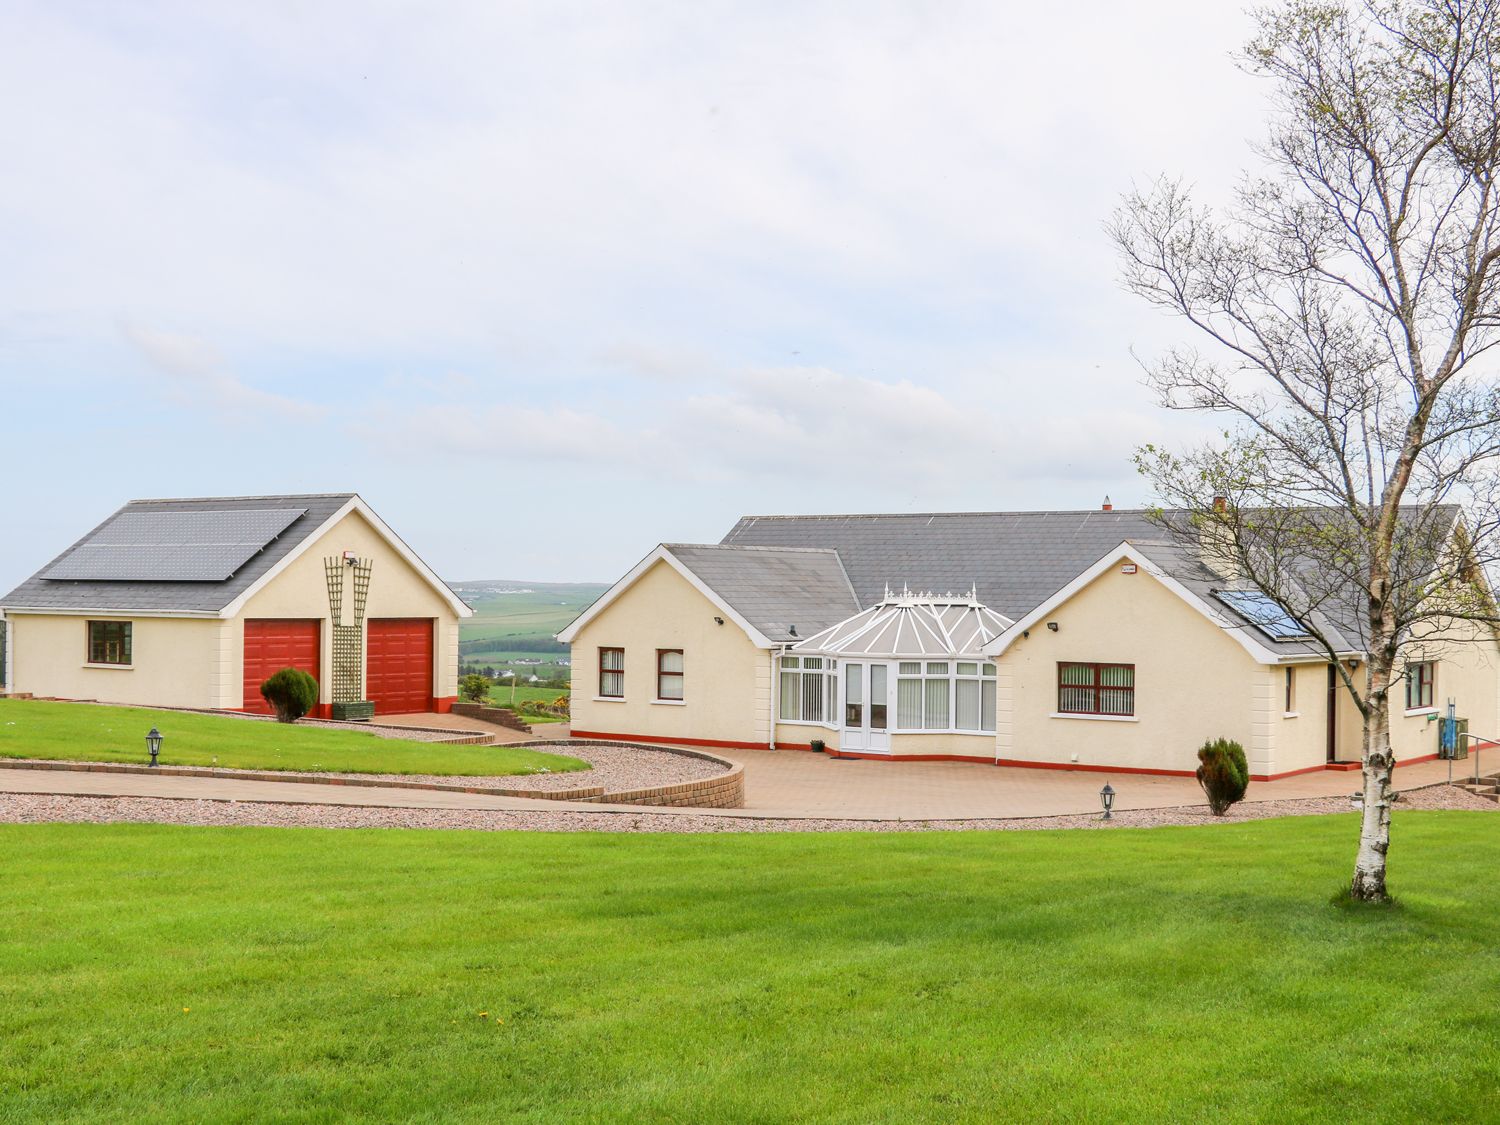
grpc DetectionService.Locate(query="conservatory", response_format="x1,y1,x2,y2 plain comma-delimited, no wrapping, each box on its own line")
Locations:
776,592,1011,754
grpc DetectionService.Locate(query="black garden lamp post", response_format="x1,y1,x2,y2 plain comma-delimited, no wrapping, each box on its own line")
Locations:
146,727,163,768
1100,783,1115,820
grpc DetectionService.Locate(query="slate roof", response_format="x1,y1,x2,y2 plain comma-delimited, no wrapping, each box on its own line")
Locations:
0,494,356,615
722,507,1462,657
663,544,861,643
722,510,1167,622
1125,538,1360,658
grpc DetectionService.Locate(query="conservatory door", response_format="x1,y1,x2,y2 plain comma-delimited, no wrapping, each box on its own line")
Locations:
842,662,890,753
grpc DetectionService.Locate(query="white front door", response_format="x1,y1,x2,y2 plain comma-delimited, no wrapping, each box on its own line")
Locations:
842,662,891,753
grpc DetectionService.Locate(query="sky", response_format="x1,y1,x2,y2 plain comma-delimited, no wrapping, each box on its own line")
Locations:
0,1,1270,588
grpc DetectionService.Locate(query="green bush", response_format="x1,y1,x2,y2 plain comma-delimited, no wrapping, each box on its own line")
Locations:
1196,738,1249,815
459,673,492,704
259,667,319,724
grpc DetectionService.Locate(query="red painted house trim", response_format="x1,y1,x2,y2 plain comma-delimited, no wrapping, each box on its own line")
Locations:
995,751,1447,782
432,695,456,714
577,731,1457,777
995,758,1196,778
830,750,996,764
569,729,771,751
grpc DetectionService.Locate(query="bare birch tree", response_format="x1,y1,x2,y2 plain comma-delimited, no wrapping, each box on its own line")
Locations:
1111,0,1500,900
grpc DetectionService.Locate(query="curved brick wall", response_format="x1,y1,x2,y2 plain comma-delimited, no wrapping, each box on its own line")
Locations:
525,740,745,808
0,739,745,810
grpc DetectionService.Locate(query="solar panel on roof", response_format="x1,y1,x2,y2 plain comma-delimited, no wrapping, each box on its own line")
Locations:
42,508,307,582
1215,590,1311,640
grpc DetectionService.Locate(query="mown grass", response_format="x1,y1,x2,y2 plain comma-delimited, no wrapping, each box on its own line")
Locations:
3,813,1498,1122
0,700,588,777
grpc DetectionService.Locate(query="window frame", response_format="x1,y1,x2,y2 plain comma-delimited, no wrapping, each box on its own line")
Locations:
894,660,997,733
1405,660,1436,711
1284,666,1296,715
598,647,625,699
86,620,132,667
656,648,684,702
777,654,835,726
1056,662,1135,717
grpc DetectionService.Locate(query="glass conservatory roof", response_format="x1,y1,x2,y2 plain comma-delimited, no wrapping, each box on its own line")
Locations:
790,590,1013,659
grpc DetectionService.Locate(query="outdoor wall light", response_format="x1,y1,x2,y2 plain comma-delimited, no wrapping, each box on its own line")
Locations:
714,616,724,626
1047,622,1060,633
1100,783,1115,820
146,727,163,768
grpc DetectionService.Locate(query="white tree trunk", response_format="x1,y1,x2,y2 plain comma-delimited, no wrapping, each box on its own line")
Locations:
1351,691,1394,901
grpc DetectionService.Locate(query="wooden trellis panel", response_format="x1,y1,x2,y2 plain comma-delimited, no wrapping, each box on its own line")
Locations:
325,556,374,703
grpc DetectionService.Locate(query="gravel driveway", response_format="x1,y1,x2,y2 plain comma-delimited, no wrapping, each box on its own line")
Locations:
305,741,728,793
0,782,1487,834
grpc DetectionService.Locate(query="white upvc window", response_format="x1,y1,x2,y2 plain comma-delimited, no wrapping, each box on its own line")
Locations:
895,661,996,733
778,655,836,725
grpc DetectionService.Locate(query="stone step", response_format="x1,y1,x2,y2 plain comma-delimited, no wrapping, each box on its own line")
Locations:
449,701,533,733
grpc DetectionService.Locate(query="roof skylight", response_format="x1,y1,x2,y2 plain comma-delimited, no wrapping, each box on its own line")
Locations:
1214,590,1312,640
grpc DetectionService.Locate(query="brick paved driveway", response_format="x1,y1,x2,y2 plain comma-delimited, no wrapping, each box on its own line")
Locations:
716,748,1470,819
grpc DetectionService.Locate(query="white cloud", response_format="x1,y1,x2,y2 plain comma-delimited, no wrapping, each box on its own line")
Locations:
352,359,1159,502
122,324,324,419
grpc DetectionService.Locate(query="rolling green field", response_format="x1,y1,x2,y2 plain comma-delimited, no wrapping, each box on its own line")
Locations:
0,700,587,777
452,580,604,670
3,813,1499,1121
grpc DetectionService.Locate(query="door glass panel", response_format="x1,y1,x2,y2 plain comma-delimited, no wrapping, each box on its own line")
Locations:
845,664,863,727
869,664,888,730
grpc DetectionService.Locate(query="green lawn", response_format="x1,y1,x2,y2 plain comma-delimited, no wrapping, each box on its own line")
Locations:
484,684,568,707
2,813,1498,1122
483,683,568,722
0,700,588,777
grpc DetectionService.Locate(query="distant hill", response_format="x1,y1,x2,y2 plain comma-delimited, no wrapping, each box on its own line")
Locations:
452,580,608,659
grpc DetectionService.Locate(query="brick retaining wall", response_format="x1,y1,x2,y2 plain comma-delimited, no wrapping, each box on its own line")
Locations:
0,740,745,809
523,740,744,808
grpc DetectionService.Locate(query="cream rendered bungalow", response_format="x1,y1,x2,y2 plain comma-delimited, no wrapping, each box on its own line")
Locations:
0,494,471,717
559,507,1500,780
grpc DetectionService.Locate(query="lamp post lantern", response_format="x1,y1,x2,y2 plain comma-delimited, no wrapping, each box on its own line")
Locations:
145,727,163,768
1100,783,1115,820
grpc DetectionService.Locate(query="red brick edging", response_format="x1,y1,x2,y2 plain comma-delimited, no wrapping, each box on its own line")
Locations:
0,740,745,810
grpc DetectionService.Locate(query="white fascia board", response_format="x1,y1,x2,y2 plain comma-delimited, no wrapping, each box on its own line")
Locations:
555,545,775,648
982,542,1353,666
218,495,473,620
0,606,220,619
344,496,473,618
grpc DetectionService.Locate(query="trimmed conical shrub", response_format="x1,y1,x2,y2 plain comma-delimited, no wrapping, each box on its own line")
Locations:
1197,738,1249,816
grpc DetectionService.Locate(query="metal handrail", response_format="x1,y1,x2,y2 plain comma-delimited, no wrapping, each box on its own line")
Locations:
1459,732,1500,785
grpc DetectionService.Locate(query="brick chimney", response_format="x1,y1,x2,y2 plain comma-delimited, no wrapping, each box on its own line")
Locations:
1101,495,1113,511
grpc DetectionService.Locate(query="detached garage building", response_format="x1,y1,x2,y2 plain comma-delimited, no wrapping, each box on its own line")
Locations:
0,493,470,716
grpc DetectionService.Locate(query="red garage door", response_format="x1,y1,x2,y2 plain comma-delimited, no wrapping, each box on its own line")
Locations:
243,619,321,713
368,618,434,715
